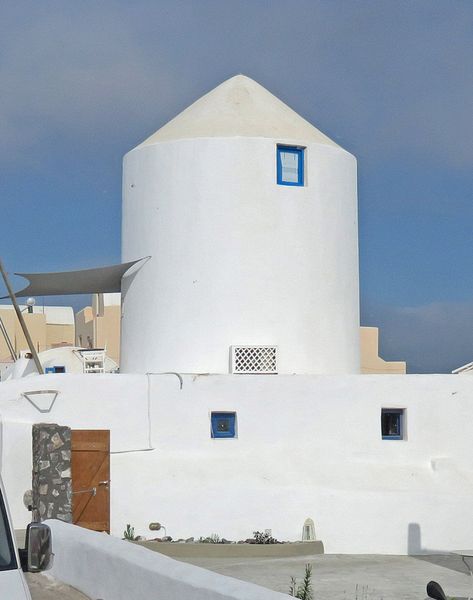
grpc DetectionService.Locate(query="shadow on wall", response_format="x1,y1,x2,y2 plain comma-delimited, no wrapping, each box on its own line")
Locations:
408,523,423,555
408,523,469,575
408,522,450,555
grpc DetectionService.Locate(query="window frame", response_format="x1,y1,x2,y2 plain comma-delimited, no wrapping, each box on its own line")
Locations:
210,412,237,439
276,145,305,187
381,408,405,440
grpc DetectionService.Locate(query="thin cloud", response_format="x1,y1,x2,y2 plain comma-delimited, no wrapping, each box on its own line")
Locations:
0,5,179,163
1,1,471,168
363,301,473,373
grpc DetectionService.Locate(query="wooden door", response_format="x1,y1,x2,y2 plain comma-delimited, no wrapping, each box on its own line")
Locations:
71,430,110,533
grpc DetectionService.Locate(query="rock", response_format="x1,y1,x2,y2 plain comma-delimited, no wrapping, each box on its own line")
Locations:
50,433,64,449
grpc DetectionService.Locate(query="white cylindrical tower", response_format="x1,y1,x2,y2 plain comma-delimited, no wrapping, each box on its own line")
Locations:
121,75,359,374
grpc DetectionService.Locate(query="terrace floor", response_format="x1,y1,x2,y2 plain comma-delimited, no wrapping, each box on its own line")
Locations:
164,551,473,600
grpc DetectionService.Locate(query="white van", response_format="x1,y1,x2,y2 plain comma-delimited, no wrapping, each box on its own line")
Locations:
0,476,52,599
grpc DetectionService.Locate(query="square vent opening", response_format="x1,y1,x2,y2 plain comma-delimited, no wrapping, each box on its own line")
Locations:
230,346,278,374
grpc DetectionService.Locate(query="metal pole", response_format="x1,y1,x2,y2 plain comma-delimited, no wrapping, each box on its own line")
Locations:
0,259,43,374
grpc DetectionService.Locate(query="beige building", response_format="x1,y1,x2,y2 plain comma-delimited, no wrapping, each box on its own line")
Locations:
0,304,75,363
360,326,406,374
75,293,121,365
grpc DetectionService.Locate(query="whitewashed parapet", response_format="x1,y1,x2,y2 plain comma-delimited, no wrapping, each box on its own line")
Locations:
46,520,289,600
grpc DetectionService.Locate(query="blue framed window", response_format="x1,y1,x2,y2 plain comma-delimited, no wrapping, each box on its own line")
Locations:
45,366,66,374
277,146,304,186
211,412,236,439
381,409,404,440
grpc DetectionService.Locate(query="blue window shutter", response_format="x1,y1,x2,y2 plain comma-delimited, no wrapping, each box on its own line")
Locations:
277,146,304,186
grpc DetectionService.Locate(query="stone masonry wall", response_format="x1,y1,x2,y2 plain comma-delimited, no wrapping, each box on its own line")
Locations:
32,423,72,523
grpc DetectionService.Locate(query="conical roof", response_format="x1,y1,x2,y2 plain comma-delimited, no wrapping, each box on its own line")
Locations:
136,75,340,149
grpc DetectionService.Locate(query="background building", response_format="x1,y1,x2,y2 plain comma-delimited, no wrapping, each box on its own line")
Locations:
0,304,74,363
75,293,121,365
360,326,406,374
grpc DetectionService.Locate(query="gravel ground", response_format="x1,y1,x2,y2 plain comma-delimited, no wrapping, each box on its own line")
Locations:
25,573,90,600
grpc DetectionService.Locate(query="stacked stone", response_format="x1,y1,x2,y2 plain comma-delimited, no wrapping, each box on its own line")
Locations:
32,423,72,523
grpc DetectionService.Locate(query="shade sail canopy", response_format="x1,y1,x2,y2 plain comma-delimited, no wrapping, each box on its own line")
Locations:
4,259,145,298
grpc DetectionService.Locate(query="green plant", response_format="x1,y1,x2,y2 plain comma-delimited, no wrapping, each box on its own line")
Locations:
198,533,221,543
253,530,278,544
123,523,138,541
289,564,313,600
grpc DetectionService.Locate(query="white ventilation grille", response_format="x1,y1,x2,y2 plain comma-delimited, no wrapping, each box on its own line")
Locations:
231,346,278,374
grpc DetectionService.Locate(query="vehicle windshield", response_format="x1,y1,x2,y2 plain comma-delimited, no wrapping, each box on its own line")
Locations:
0,488,17,570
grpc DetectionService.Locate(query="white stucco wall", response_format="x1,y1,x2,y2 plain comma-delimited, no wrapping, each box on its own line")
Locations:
1,373,472,554
121,137,359,375
0,373,151,532
47,519,288,600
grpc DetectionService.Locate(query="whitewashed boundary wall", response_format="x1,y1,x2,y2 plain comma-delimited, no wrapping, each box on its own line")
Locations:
1,373,473,553
46,520,289,600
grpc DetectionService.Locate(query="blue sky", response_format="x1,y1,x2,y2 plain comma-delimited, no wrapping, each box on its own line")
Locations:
1,1,472,372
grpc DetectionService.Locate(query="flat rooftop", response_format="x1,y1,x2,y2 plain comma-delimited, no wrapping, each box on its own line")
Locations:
147,549,473,600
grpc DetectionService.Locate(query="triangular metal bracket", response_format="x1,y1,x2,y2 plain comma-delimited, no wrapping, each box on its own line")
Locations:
22,390,59,413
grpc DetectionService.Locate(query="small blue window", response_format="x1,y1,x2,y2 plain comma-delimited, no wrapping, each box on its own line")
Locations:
45,366,66,374
381,409,404,440
211,412,236,439
277,146,304,186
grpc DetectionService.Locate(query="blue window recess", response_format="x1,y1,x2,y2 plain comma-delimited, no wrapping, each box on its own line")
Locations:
381,409,404,440
45,366,66,374
277,145,304,186
211,412,236,439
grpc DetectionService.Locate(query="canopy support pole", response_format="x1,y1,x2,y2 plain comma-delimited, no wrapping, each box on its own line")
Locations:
0,259,44,374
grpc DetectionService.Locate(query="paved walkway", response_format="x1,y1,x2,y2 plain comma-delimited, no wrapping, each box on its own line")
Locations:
170,553,473,600
25,573,90,600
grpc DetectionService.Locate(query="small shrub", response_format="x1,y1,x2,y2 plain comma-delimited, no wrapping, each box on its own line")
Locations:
253,530,278,544
289,576,298,597
198,533,221,543
123,524,138,541
289,564,313,600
